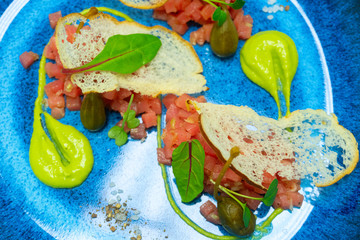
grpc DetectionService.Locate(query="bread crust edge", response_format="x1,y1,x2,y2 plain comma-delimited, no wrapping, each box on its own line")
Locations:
119,0,168,9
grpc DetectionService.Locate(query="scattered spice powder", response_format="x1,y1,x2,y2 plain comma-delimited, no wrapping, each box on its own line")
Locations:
87,186,145,239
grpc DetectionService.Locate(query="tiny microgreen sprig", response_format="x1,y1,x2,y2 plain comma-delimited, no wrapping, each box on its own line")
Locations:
202,0,245,26
211,178,279,207
213,146,254,227
108,94,140,146
218,181,253,228
213,146,278,228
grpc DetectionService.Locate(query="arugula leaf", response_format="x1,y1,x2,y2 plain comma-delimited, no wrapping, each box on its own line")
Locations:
262,179,278,206
230,0,245,10
212,7,227,26
172,140,205,203
63,34,161,75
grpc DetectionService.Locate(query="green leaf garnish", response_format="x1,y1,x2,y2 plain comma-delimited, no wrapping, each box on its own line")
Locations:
212,7,222,20
122,96,140,129
212,7,227,26
62,34,161,75
212,147,254,228
115,129,128,146
108,125,128,147
202,0,246,26
217,182,252,228
127,118,140,129
123,109,140,129
262,178,278,206
108,125,122,138
243,205,251,228
172,140,205,203
230,0,245,10
124,110,136,122
108,94,140,146
211,178,279,207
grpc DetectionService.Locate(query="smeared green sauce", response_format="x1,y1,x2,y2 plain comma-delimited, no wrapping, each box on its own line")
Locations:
240,31,298,118
29,52,93,188
156,97,283,239
252,208,284,239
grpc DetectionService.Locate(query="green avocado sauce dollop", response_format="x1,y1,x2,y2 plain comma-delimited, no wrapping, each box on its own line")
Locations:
29,53,93,188
240,31,298,118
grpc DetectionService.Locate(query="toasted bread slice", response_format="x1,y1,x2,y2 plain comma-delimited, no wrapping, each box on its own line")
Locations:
196,102,358,189
119,0,168,9
279,109,359,187
55,12,207,96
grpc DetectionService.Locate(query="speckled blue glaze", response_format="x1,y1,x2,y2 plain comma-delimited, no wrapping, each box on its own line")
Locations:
0,0,359,239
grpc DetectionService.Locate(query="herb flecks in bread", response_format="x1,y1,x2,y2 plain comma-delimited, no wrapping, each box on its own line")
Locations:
197,102,358,189
55,13,207,96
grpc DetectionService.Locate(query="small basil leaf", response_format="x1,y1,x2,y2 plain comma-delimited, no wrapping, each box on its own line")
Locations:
230,0,245,10
127,118,140,129
108,126,121,139
243,205,251,228
263,179,278,207
63,34,162,75
172,140,205,203
115,129,128,146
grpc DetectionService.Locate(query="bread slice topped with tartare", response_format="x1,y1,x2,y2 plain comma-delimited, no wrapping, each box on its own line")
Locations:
196,102,359,189
55,12,207,96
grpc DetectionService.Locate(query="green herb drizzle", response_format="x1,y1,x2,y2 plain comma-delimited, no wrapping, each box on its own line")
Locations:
257,208,284,231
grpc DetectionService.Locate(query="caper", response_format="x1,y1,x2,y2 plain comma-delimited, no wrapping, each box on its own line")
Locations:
80,92,106,131
210,6,239,58
217,196,256,237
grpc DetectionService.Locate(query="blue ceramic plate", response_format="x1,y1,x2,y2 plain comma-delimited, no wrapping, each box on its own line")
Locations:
0,0,359,239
